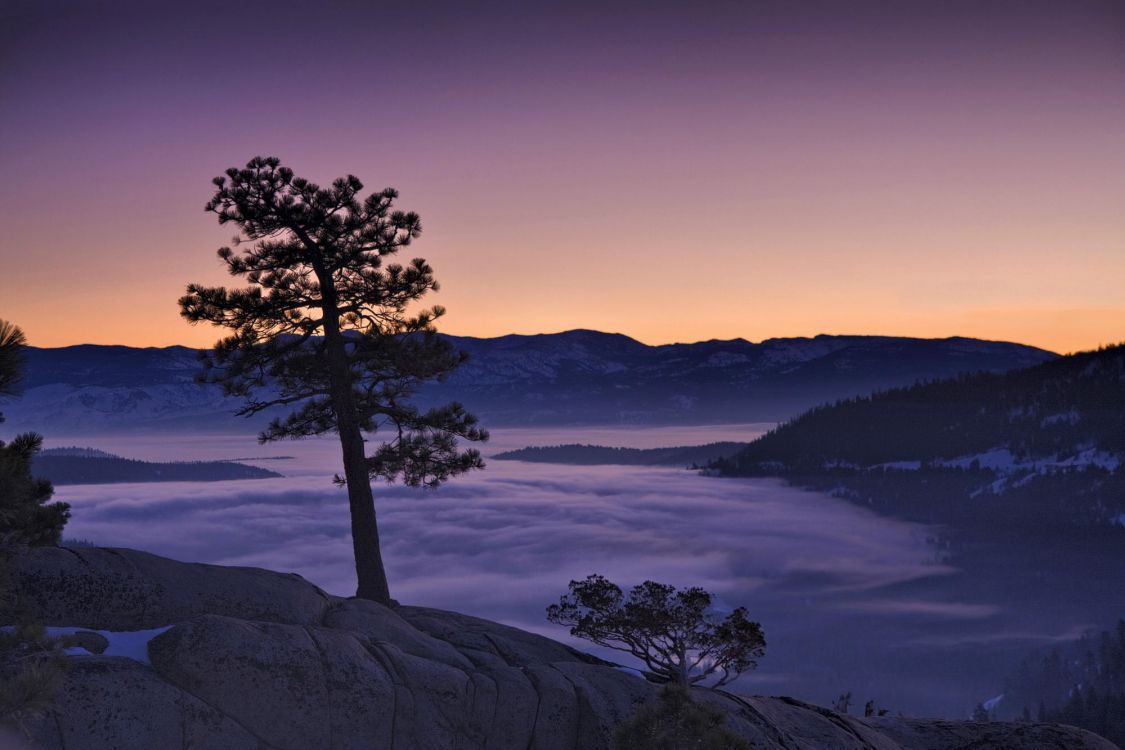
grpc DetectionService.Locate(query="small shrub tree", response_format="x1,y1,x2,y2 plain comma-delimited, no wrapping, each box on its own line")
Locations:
547,574,765,688
0,570,67,739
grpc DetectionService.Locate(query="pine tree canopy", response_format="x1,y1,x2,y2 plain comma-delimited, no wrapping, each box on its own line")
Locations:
180,156,488,602
179,156,487,488
0,320,26,403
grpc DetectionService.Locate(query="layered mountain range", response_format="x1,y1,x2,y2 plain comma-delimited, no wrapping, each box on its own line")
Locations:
5,330,1055,434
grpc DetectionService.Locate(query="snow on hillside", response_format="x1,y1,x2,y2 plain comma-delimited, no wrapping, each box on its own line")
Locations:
892,447,1122,475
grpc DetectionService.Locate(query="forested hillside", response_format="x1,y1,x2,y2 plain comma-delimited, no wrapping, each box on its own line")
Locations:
715,344,1125,527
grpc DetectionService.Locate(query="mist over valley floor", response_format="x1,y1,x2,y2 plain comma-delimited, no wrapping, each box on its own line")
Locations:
42,425,1122,720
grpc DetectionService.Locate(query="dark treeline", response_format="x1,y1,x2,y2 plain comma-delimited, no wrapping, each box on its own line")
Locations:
31,455,281,485
717,343,1125,472
713,344,1125,529
1004,620,1125,746
493,442,749,467
37,446,117,459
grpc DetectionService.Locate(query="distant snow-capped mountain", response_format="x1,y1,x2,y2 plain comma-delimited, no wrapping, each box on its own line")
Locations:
2,330,1056,434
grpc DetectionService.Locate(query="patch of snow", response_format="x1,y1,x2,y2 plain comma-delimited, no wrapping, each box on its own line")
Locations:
936,446,1120,477
613,666,646,680
1040,409,1080,427
704,352,750,367
873,460,921,471
48,626,172,665
1115,514,1125,528
983,694,1004,711
938,449,1018,471
1055,448,1120,472
756,338,853,367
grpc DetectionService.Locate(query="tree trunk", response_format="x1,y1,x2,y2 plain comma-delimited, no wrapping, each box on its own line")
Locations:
336,413,391,603
325,330,391,604
308,250,392,604
677,645,690,688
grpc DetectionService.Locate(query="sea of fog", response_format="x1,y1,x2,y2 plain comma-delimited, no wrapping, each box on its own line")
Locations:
43,424,1098,718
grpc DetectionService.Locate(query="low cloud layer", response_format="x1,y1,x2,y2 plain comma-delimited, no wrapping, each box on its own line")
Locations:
47,429,1094,717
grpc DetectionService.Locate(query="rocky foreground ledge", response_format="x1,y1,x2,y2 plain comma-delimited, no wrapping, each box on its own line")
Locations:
9,547,1117,750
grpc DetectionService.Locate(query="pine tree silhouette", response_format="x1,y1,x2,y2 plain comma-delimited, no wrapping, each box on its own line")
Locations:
180,157,487,603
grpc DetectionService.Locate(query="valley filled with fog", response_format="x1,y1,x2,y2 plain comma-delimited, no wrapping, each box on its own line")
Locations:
44,425,1121,719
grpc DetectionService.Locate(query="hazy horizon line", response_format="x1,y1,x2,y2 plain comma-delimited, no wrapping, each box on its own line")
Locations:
22,327,1074,355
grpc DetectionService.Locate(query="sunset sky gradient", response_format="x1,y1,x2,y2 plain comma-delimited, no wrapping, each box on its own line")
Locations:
2,0,1123,352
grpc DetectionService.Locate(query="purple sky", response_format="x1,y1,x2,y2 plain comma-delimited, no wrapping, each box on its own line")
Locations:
2,0,1123,351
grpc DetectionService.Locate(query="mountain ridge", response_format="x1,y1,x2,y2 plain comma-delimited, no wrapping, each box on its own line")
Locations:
6,330,1057,433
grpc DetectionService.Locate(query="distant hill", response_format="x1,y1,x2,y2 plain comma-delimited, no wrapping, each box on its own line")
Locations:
38,446,118,459
32,449,282,485
493,442,748,467
715,344,1125,528
3,330,1055,433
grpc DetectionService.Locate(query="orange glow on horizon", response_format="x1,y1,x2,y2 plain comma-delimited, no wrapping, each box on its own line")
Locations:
2,2,1122,358
10,297,1125,357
